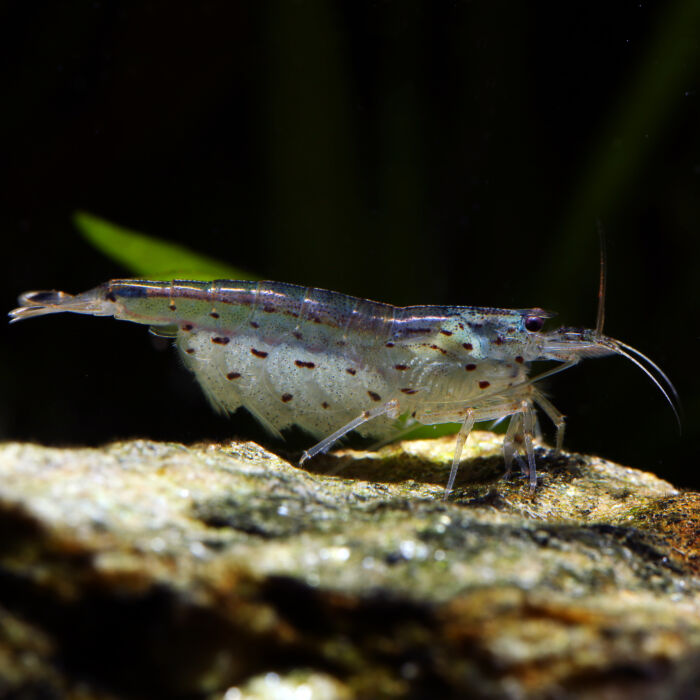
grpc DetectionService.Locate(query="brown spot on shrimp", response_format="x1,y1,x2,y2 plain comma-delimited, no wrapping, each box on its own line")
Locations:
401,388,417,394
185,348,195,355
367,391,381,402
321,401,330,409
465,363,477,371
479,380,491,389
295,360,315,369
346,368,357,376
251,348,268,358
105,291,117,303
281,393,293,403
440,329,453,336
169,302,177,311
385,342,395,348
250,321,260,329
211,336,230,345
210,311,220,319
430,344,447,355
181,323,193,332
226,372,241,380
515,355,524,364
463,342,473,351
394,364,409,371
292,331,303,341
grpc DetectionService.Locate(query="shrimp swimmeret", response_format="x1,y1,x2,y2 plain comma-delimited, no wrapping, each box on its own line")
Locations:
9,278,678,497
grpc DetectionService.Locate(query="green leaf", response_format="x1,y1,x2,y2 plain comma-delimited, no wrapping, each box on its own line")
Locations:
398,422,460,441
74,211,257,281
396,418,508,442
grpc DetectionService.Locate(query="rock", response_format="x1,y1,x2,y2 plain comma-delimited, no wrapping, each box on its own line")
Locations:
0,434,697,698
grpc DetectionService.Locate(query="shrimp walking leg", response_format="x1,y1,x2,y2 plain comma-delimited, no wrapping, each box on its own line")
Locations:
534,392,566,454
503,413,523,480
522,402,537,491
444,409,475,500
299,400,400,464
501,403,539,490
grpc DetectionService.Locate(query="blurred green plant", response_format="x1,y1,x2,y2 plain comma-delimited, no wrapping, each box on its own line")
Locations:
542,0,700,303
74,211,256,281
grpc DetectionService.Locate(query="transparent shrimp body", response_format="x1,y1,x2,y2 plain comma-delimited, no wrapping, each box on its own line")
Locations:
10,279,677,497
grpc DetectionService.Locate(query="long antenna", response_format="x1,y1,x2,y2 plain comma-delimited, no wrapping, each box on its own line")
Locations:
595,219,607,335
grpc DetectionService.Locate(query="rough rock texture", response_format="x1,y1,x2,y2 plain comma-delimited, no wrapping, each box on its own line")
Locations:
0,433,698,699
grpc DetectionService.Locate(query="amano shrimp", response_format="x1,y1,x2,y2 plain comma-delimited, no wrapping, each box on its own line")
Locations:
9,278,678,496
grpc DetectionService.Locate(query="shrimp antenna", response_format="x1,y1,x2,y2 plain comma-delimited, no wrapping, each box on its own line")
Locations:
595,219,607,336
603,338,681,432
592,222,680,432
613,338,680,406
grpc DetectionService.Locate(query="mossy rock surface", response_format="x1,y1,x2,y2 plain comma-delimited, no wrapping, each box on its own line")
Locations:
0,434,697,699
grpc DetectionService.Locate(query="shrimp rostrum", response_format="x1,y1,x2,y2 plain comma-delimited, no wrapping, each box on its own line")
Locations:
9,279,678,497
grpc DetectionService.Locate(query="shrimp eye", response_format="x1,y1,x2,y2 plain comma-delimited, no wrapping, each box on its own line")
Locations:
525,315,544,332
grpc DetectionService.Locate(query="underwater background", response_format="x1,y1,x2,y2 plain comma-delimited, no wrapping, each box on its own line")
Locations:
1,1,698,487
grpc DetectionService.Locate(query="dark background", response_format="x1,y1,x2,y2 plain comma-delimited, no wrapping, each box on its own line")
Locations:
1,1,698,487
